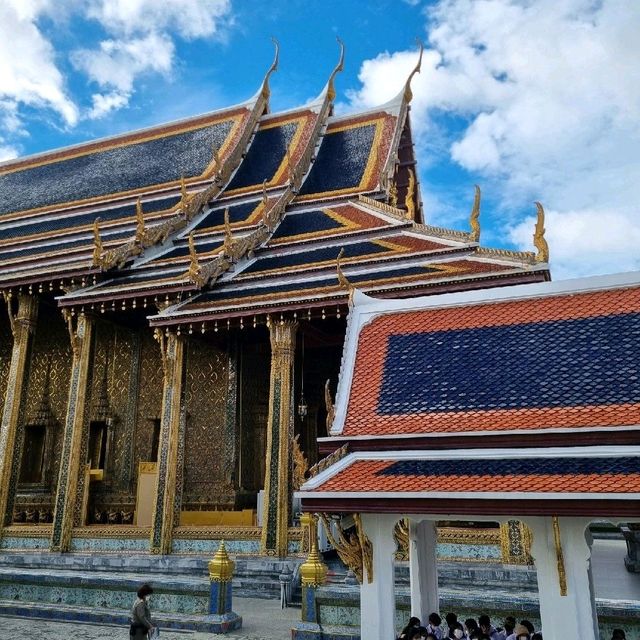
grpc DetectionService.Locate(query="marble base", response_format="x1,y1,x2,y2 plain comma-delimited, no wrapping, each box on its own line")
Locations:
202,611,242,633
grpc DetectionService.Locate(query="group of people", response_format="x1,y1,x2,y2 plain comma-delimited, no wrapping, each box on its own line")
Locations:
398,613,540,640
399,614,631,640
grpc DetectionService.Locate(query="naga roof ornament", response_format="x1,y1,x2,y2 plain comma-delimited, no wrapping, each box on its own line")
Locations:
260,37,280,109
469,185,481,242
135,197,146,243
534,201,550,263
326,37,345,103
403,38,424,103
405,167,416,220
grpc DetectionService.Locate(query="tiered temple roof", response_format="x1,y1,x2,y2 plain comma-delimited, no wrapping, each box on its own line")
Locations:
0,42,549,319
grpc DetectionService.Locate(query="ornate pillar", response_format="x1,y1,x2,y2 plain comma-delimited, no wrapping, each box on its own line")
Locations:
409,519,438,619
261,320,297,557
150,330,185,555
51,312,95,552
0,294,38,530
360,513,397,640
527,516,597,640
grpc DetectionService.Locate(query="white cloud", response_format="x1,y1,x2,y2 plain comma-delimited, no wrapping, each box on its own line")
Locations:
71,0,233,118
509,208,640,280
87,91,131,120
0,145,19,163
72,33,174,94
85,0,232,39
0,0,78,130
348,0,640,279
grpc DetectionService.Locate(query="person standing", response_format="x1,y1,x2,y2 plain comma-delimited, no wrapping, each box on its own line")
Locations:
130,583,155,640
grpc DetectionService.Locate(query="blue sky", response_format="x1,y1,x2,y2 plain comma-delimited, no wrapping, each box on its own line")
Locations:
1,0,639,279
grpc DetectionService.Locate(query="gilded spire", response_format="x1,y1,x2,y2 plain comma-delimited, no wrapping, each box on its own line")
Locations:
336,248,353,293
260,37,280,106
326,36,345,103
469,185,481,242
92,217,103,267
403,38,424,103
533,202,550,263
405,167,416,220
135,197,145,243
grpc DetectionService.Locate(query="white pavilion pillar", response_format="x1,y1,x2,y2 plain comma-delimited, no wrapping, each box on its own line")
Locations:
360,513,397,640
409,519,438,619
527,516,597,640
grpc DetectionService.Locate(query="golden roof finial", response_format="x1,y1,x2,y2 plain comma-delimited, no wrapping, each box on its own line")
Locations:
92,217,103,267
326,36,345,103
533,201,550,263
403,38,424,103
135,197,145,243
261,37,280,106
211,144,221,174
405,167,416,220
336,248,353,294
223,207,233,254
180,175,189,206
186,232,204,287
262,178,268,207
469,185,481,242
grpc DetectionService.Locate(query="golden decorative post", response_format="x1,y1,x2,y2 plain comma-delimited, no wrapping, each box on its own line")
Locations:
0,294,38,531
261,320,297,557
150,330,185,554
205,540,242,632
51,312,95,552
295,540,328,630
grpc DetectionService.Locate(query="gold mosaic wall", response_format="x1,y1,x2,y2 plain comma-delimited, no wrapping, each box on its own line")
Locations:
133,330,164,484
239,340,270,493
22,306,72,492
0,309,12,419
182,338,231,509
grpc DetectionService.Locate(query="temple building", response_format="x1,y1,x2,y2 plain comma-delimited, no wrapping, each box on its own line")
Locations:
0,41,550,564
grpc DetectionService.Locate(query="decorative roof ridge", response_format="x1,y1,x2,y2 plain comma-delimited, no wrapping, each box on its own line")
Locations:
474,246,537,265
357,194,412,222
93,40,281,273
412,221,473,242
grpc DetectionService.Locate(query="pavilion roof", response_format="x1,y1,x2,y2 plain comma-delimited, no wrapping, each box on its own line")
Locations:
327,272,640,441
298,447,640,517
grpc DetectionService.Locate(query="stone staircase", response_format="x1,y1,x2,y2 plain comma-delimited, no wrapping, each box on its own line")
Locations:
0,551,303,630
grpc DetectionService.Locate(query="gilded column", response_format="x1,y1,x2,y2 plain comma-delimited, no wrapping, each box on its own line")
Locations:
260,320,297,557
0,294,38,530
150,330,185,555
50,312,95,552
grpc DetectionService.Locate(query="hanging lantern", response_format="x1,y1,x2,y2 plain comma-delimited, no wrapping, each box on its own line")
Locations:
298,333,308,420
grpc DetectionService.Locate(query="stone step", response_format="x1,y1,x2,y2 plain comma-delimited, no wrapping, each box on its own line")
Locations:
0,599,235,633
0,551,209,576
0,565,210,615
